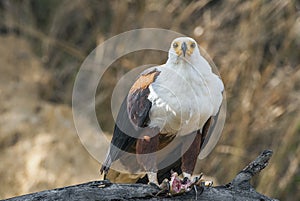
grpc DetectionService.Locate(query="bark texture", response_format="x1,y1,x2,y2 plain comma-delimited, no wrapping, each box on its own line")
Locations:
4,150,279,201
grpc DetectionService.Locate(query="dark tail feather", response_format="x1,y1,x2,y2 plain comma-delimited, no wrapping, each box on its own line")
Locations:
100,97,139,177
100,140,126,177
100,151,112,178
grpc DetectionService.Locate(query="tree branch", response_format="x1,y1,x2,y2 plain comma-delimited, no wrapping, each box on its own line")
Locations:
5,150,279,201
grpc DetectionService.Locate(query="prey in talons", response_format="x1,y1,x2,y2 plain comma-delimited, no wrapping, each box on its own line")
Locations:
155,172,213,196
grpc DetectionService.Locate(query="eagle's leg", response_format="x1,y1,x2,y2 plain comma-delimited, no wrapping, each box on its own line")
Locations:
136,133,160,185
181,131,202,180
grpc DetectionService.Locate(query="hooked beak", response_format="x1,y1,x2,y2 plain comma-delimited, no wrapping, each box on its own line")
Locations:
181,42,187,57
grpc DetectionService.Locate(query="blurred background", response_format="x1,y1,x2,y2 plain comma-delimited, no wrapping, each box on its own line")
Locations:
0,0,299,200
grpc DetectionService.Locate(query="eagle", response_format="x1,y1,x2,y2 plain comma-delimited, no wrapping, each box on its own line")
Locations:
100,37,224,187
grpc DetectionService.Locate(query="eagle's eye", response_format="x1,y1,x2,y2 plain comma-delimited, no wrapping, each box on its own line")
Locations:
173,42,179,49
190,42,196,48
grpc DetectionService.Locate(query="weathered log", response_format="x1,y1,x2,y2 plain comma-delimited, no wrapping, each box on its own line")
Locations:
4,150,279,201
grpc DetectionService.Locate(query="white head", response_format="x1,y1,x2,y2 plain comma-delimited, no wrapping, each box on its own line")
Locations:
166,37,212,75
167,37,201,64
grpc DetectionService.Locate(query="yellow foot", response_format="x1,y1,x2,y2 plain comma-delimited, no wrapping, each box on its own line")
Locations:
194,175,213,187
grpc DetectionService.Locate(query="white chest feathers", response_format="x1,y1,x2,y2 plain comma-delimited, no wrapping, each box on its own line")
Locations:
147,63,223,136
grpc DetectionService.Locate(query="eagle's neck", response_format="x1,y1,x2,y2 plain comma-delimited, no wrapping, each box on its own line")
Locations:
166,54,212,77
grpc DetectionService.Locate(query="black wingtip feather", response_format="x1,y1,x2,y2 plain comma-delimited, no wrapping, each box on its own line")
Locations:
100,154,112,178
100,165,109,178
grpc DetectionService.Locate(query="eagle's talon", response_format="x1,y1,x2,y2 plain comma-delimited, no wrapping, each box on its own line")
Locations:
205,180,213,187
159,179,170,190
198,179,213,187
192,176,199,184
182,177,190,184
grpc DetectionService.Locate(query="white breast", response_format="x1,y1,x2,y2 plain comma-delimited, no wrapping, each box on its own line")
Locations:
147,62,223,136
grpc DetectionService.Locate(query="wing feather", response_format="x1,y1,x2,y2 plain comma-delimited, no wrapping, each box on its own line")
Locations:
127,68,160,128
100,68,161,175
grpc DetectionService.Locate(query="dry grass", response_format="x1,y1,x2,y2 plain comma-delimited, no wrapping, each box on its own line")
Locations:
0,0,299,200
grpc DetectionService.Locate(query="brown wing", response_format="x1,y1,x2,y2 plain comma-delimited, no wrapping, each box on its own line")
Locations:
100,68,161,176
127,68,160,128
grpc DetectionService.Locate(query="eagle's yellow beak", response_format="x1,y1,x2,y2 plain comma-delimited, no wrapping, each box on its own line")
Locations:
181,42,187,57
